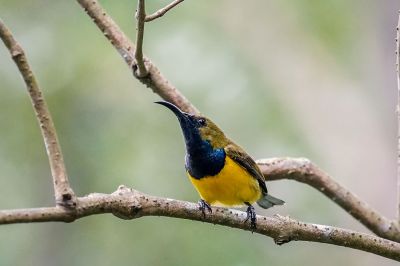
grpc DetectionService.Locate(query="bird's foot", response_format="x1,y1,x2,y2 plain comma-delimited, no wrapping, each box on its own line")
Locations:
198,199,212,219
244,203,257,231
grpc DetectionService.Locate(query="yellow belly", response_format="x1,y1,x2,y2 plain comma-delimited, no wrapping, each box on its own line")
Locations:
188,156,262,207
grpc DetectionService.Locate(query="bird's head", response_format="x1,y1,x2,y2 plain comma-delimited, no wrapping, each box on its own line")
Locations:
155,101,228,149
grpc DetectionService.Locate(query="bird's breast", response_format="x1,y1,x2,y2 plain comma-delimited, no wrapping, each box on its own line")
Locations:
187,156,262,206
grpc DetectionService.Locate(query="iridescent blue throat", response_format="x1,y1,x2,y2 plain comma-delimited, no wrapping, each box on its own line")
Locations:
182,127,225,179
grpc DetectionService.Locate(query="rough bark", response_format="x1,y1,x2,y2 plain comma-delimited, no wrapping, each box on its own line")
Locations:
0,186,398,261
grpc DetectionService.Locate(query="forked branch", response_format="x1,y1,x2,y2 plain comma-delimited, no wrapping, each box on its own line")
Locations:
76,0,198,114
145,0,184,22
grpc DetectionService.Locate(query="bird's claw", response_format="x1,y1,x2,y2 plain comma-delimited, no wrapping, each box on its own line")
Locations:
198,199,212,219
245,204,257,231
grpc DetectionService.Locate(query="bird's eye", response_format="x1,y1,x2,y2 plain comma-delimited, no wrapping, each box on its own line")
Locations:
198,118,206,126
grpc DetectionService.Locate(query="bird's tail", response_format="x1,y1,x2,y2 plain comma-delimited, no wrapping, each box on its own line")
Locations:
257,194,285,209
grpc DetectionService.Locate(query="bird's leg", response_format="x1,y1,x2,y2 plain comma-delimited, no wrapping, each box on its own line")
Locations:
244,202,257,231
198,199,212,219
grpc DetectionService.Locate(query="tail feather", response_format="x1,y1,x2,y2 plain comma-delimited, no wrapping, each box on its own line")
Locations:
257,194,285,209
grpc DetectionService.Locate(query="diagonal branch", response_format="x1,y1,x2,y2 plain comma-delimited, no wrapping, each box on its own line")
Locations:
0,185,399,261
257,158,400,242
396,11,400,224
76,0,198,114
145,0,184,22
0,19,76,208
134,0,148,77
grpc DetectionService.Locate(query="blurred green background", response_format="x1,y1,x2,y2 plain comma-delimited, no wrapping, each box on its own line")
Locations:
0,0,399,265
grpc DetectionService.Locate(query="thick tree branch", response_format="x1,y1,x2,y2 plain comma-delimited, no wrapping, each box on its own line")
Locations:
76,0,198,114
257,158,400,242
0,19,76,208
396,11,400,224
0,185,398,261
145,0,184,22
134,0,148,77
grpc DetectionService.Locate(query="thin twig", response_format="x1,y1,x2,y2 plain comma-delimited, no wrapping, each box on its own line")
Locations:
396,11,400,225
76,0,198,114
257,158,400,242
134,0,148,78
0,19,76,208
145,0,184,22
0,186,399,261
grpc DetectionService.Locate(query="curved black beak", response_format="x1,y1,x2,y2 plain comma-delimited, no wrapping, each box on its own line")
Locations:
155,101,189,122
155,101,198,146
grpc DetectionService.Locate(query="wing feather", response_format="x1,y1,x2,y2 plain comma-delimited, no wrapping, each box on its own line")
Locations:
224,142,268,194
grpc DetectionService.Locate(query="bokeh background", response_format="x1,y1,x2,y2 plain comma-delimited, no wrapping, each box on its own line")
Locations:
0,0,399,265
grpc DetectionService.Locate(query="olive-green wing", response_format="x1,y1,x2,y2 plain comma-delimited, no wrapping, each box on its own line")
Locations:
224,143,268,194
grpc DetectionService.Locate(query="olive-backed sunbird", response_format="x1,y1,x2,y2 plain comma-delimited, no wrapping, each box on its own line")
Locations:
156,101,284,228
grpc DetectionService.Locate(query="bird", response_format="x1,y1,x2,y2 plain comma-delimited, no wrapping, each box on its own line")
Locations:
155,101,284,229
